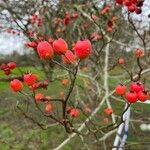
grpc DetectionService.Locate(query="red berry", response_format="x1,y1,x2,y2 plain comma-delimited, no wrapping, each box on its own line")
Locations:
0,63,7,70
137,91,149,102
4,68,11,75
128,4,136,12
125,91,138,103
37,41,54,59
104,117,109,123
74,40,92,60
23,73,38,86
91,14,98,21
116,0,123,4
7,62,16,70
53,38,68,54
10,79,23,92
134,48,144,57
118,58,125,64
104,107,113,115
62,50,76,64
70,108,80,118
45,103,52,112
124,0,132,6
135,8,142,14
35,93,44,101
115,84,126,96
130,82,144,93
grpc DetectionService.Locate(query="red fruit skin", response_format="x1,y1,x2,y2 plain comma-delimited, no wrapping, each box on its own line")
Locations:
125,91,138,103
118,58,125,64
4,68,11,75
0,63,7,70
7,62,16,70
124,0,132,6
104,108,113,115
128,4,136,12
134,48,144,57
45,103,52,112
130,82,144,93
74,40,92,60
116,0,123,4
23,73,38,86
115,84,126,96
53,38,68,54
10,79,23,92
137,91,149,102
104,118,109,123
35,93,43,101
70,108,80,118
62,50,76,64
135,8,142,14
37,41,54,59
64,14,71,26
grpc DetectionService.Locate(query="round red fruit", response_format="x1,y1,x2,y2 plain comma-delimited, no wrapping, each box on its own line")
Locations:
137,91,149,102
116,0,123,4
104,107,113,115
37,41,54,59
35,93,44,101
118,58,125,64
45,103,52,112
10,79,23,92
7,62,16,70
23,73,38,86
53,38,68,54
125,91,138,103
62,50,76,64
130,82,144,93
69,108,80,118
115,84,126,96
74,39,92,60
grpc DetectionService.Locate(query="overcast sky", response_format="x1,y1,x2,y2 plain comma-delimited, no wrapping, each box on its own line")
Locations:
0,0,149,55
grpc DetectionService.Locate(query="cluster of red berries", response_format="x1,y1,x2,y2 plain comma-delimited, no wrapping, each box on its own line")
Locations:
67,107,80,118
116,0,144,14
115,82,149,103
35,93,52,112
10,73,48,92
30,14,43,27
0,62,16,75
10,74,51,112
26,38,92,63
